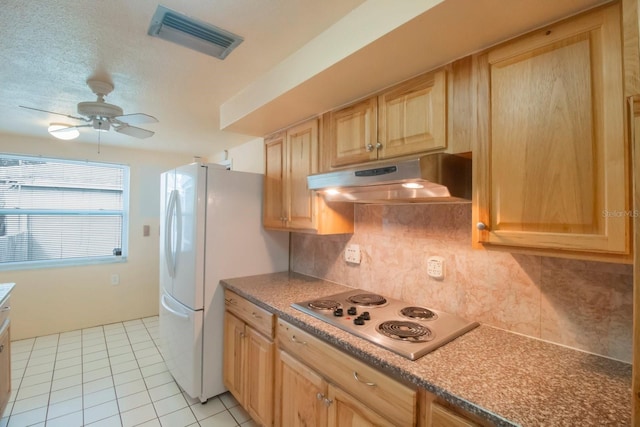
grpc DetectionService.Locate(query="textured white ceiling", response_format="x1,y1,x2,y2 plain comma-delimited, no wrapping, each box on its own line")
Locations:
0,0,365,156
0,0,610,157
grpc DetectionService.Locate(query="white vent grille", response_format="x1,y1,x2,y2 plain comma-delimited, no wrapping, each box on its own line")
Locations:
148,5,243,60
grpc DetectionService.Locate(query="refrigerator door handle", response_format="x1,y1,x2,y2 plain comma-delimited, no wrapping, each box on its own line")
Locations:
161,294,189,320
164,189,178,278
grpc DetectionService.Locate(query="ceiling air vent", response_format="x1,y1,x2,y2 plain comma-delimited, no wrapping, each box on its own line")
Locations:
148,5,243,60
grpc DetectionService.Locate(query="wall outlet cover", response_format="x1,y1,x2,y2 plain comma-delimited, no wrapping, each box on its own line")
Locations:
345,244,361,264
427,256,444,279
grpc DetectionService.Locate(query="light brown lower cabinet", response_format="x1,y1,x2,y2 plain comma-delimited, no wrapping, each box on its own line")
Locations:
276,348,396,426
223,292,275,426
420,389,492,427
276,349,328,426
223,293,490,427
327,383,395,426
276,319,417,426
0,320,10,416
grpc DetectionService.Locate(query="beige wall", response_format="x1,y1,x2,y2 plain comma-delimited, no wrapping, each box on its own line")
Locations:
0,133,193,339
209,137,265,174
291,203,633,363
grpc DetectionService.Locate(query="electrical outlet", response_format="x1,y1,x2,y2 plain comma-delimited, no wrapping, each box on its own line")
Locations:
427,256,444,279
111,274,120,285
345,244,361,264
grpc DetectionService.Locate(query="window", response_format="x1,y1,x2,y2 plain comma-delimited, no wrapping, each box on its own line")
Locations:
0,154,129,270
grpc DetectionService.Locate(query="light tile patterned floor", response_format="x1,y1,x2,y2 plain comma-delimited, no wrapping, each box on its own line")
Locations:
1,317,258,427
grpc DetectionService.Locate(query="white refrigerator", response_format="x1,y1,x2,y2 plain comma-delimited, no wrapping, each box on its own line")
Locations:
159,162,289,402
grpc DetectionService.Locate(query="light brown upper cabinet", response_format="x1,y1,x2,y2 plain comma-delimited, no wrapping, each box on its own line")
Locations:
264,118,354,234
326,97,378,168
324,70,447,169
474,3,630,258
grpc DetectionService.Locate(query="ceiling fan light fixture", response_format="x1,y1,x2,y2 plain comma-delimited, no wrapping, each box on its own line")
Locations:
92,119,110,132
48,123,79,140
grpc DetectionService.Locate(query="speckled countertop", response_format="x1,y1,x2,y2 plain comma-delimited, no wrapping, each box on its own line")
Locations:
220,272,632,426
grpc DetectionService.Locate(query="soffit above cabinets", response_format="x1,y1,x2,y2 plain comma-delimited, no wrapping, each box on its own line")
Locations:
220,0,609,137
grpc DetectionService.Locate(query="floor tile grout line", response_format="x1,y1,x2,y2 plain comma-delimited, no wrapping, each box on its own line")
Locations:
139,317,207,426
92,322,124,427
120,319,159,427
8,336,35,408
3,317,243,427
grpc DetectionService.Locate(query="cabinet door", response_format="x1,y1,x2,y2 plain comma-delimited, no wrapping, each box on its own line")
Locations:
277,319,416,426
428,402,479,427
378,70,447,159
285,119,318,230
328,98,378,167
327,384,394,427
0,323,9,416
222,312,246,403
264,132,286,229
476,4,628,254
275,350,328,427
245,328,274,426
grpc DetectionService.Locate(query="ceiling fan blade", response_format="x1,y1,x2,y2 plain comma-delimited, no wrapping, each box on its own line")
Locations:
49,124,91,133
113,113,158,125
19,105,87,122
115,124,154,139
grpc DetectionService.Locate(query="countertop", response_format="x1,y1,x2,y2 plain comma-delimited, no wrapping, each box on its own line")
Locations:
220,272,632,426
0,283,14,307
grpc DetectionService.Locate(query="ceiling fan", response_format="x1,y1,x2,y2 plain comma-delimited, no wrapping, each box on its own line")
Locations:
20,79,158,139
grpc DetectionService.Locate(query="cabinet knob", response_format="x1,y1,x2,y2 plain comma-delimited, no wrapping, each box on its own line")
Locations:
316,393,325,401
365,144,374,152
375,142,382,150
323,398,333,407
476,222,488,231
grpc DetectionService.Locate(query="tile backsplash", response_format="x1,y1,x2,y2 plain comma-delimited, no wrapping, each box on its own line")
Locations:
290,203,633,362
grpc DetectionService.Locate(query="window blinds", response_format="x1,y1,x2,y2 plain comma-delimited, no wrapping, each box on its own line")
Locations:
0,155,129,267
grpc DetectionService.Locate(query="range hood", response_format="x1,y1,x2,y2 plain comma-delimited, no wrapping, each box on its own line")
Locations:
307,153,471,203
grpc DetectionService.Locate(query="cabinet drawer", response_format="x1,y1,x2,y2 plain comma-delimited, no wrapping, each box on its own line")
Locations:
277,319,417,426
224,291,274,338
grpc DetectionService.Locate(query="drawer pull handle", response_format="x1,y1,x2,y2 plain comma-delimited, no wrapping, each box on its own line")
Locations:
353,371,376,387
251,312,262,319
0,306,9,312
225,298,237,305
0,344,4,353
290,335,307,345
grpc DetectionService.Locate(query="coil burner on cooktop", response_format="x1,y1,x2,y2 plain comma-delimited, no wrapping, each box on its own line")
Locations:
292,289,478,360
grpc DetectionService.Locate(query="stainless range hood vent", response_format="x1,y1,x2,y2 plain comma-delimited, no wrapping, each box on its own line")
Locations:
148,5,244,60
307,153,472,203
